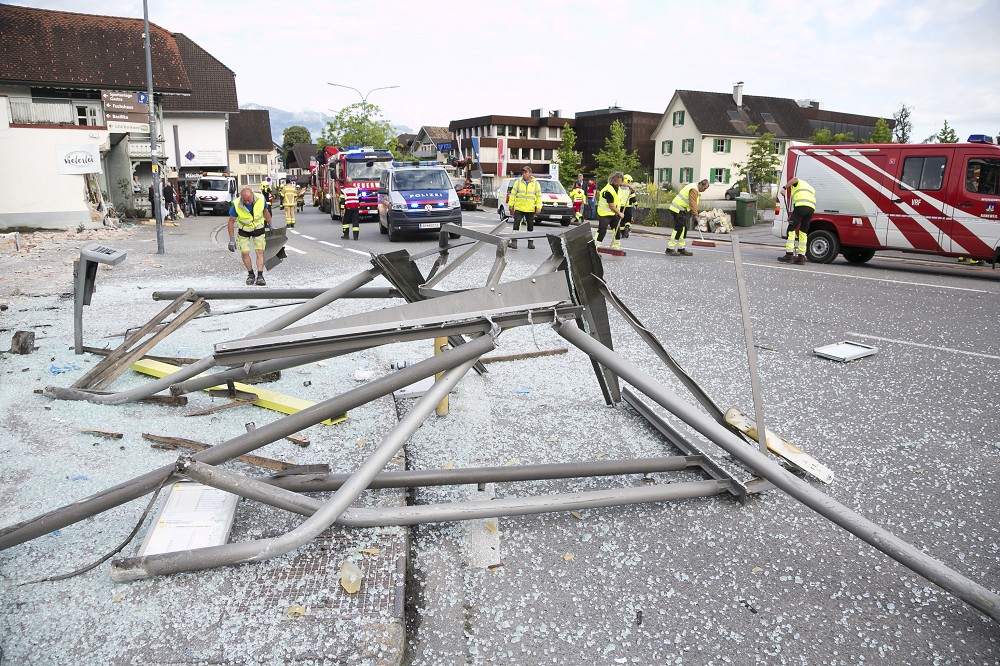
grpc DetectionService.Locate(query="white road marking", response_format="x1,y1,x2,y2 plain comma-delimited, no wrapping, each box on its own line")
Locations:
318,241,341,248
846,333,1000,361
284,245,306,255
301,234,316,240
729,261,990,293
288,229,300,235
344,247,370,256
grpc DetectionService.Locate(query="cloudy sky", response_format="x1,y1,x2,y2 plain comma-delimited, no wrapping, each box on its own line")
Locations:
13,0,1000,142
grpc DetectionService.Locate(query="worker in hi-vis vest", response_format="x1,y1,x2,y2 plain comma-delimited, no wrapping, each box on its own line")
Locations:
779,177,816,265
595,171,626,250
280,179,298,228
227,187,273,286
666,179,709,256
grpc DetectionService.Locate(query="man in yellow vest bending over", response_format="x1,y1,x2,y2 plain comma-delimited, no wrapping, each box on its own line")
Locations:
779,177,816,264
227,187,273,286
666,179,709,256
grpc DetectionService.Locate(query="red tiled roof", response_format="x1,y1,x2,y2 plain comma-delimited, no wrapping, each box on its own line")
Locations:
0,4,190,94
161,33,237,113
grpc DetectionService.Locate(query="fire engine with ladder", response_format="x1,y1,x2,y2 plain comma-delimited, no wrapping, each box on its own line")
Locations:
319,148,393,222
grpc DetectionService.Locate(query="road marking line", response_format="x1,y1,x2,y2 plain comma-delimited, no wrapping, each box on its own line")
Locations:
301,234,316,240
318,241,341,248
284,245,306,255
846,333,1000,361
730,261,989,293
344,247,369,256
288,229,300,235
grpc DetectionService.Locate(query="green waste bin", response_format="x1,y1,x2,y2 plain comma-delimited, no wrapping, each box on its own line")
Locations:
734,194,757,227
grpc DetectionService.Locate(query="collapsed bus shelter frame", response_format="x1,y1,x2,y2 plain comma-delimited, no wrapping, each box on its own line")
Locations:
1,223,996,622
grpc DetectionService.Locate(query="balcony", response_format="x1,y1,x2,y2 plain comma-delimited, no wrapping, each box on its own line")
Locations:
127,140,167,159
8,97,102,126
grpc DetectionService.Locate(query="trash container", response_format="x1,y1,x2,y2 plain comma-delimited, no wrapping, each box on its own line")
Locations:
735,194,757,227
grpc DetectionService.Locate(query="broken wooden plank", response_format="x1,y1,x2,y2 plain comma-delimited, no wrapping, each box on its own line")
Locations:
480,347,568,364
81,346,201,366
77,428,124,439
182,400,253,417
285,433,310,448
141,433,295,472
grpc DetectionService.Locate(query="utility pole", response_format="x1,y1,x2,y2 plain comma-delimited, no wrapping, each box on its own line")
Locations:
327,83,398,147
143,0,164,254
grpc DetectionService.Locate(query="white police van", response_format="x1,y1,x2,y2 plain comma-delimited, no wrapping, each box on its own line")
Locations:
377,163,463,241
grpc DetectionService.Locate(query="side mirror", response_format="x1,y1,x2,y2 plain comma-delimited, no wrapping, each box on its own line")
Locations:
378,186,387,194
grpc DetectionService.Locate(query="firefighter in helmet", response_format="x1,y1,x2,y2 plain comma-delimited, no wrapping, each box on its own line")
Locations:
620,174,637,239
280,177,298,228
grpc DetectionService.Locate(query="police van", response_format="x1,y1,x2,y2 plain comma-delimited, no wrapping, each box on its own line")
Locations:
377,162,463,241
773,136,1000,264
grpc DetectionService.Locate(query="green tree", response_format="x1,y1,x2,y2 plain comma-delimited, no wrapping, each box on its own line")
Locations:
810,127,856,144
554,123,583,190
731,125,782,192
892,103,912,143
936,119,959,143
281,126,312,165
320,101,402,157
869,118,893,143
592,120,642,187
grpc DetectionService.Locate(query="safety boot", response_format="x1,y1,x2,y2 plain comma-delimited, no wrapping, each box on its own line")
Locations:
353,231,359,240
777,253,793,263
508,239,518,249
527,240,535,249
342,229,349,239
246,271,255,285
793,255,806,265
678,248,693,256
611,240,621,250
664,248,677,256
255,272,266,286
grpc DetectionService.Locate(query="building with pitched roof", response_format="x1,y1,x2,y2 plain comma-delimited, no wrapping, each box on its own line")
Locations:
161,33,239,187
408,126,452,161
0,3,194,228
285,143,318,181
228,109,279,190
651,84,815,197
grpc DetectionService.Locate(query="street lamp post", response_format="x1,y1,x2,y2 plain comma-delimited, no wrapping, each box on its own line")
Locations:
326,83,399,148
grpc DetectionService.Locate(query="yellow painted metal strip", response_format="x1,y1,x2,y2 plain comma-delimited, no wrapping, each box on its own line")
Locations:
724,407,834,484
130,358,346,426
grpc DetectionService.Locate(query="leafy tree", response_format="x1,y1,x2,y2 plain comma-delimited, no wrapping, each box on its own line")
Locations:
936,119,959,143
731,124,781,192
281,126,312,165
892,103,912,144
592,120,642,187
554,123,583,190
320,101,402,157
869,118,893,143
810,127,855,144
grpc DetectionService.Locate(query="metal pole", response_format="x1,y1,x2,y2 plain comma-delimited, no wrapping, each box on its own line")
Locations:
555,320,1000,622
110,349,485,581
45,356,217,405
151,287,401,301
142,0,164,255
264,456,703,492
0,334,496,552
731,236,768,453
180,459,729,525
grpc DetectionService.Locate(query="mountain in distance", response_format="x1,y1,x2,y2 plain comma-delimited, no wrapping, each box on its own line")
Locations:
240,103,414,145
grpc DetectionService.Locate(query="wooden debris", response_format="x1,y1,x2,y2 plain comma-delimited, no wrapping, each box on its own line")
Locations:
183,400,252,417
77,428,124,439
80,346,200,366
480,347,568,364
206,388,259,402
141,433,295,471
285,433,310,447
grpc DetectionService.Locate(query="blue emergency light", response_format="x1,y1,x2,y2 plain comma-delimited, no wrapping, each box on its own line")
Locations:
968,134,995,144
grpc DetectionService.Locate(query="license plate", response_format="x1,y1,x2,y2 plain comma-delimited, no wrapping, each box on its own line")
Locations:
546,215,561,220
419,223,441,230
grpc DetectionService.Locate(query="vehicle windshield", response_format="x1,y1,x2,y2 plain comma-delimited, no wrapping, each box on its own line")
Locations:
347,160,390,180
197,179,228,191
537,179,566,194
394,170,453,190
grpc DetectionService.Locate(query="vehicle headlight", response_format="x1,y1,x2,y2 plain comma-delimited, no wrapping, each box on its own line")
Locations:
391,203,407,211
448,201,460,209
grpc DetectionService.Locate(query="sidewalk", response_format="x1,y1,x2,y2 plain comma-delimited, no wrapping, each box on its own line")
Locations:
0,220,407,665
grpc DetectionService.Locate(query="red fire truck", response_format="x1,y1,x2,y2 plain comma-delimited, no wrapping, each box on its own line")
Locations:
314,146,339,213
774,136,1000,264
324,148,394,221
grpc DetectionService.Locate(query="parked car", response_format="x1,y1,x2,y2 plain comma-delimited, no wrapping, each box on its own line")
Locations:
725,180,747,200
496,176,574,226
377,164,463,242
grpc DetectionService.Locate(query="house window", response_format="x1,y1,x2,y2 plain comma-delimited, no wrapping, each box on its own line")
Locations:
771,141,786,155
496,126,505,137
714,139,731,154
529,127,539,138
507,125,517,137
549,127,559,139
672,110,685,126
543,149,553,160
239,154,247,164
681,139,694,154
710,168,731,184
76,105,98,126
680,167,693,183
661,140,673,155
658,168,673,185
901,156,946,191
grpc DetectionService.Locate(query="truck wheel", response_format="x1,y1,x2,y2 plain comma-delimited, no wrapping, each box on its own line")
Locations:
842,247,875,264
560,218,571,227
388,222,402,242
807,230,840,264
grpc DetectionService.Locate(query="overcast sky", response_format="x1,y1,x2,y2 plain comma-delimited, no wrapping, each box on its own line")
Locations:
13,0,1000,143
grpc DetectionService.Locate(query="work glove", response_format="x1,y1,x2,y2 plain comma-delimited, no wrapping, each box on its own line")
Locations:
227,239,236,252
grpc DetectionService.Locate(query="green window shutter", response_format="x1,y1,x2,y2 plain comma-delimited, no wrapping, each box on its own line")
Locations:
666,168,672,183
667,140,673,154
725,139,731,153
724,169,731,183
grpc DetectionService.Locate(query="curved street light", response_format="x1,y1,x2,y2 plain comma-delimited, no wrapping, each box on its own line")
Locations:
327,82,399,104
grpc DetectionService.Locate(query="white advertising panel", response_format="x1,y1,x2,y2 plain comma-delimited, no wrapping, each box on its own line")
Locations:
55,144,102,174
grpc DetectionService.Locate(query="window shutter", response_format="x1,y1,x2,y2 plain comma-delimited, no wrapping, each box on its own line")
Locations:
725,169,731,183
725,140,731,153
